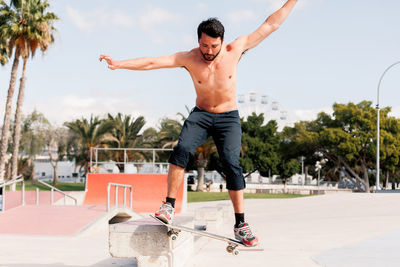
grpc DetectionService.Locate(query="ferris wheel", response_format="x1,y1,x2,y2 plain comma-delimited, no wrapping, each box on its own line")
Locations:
237,90,291,130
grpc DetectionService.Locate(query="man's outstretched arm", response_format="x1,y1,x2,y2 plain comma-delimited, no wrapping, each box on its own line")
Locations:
99,52,188,71
237,0,297,52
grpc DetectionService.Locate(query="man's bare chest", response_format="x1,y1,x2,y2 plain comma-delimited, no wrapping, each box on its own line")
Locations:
189,60,237,86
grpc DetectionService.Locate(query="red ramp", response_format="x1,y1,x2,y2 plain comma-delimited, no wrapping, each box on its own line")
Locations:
83,174,184,213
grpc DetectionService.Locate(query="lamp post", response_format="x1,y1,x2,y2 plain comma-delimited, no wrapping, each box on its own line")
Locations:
315,161,321,194
299,156,305,185
376,61,400,192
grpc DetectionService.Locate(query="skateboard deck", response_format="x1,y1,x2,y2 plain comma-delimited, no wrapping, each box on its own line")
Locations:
150,215,264,255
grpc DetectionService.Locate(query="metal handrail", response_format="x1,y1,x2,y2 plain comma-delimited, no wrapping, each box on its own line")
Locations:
36,180,77,205
94,148,173,151
107,182,132,212
93,161,170,165
0,175,24,213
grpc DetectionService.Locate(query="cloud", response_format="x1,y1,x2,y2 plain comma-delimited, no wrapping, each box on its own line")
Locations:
138,6,179,32
226,10,257,25
292,107,333,122
66,5,134,33
389,106,400,118
19,92,161,130
111,10,135,28
66,6,95,33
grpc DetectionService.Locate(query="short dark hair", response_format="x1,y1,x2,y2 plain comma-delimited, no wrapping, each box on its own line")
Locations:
197,18,225,40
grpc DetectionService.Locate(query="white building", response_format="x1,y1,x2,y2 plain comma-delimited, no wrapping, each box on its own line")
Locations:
33,156,84,183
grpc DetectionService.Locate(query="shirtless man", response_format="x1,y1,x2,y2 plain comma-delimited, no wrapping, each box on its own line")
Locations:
100,0,297,247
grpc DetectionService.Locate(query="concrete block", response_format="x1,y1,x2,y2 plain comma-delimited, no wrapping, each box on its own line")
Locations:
215,203,232,220
195,206,223,232
109,216,194,267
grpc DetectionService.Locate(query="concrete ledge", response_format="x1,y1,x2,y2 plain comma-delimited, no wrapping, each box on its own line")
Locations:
215,203,232,220
195,206,223,232
109,216,194,267
254,188,353,195
77,206,142,237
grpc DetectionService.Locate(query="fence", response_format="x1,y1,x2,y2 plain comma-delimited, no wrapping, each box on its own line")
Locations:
107,182,133,212
36,179,78,205
0,175,24,212
89,147,173,174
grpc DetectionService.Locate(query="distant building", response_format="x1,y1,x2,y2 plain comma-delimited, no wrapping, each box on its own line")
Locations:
33,155,84,183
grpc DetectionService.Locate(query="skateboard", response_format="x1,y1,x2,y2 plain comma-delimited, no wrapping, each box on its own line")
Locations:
150,215,263,255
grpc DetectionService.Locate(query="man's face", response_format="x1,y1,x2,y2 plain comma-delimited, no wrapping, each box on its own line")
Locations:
198,33,223,62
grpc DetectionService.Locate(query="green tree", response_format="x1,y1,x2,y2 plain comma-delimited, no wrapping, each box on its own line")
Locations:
317,101,381,192
240,113,280,177
0,30,9,65
380,116,400,188
0,0,58,182
277,158,300,193
43,126,73,186
19,110,50,158
158,118,182,149
282,101,400,192
64,115,114,175
103,113,146,172
280,121,319,184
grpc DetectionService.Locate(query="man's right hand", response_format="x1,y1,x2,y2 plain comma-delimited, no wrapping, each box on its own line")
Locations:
99,54,118,70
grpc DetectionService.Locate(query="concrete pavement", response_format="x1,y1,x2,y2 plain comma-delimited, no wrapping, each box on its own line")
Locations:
186,193,400,267
0,193,400,266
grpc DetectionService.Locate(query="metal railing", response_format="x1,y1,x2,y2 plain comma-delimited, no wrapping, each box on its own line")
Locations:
90,147,173,174
107,182,132,212
36,180,78,205
0,175,24,213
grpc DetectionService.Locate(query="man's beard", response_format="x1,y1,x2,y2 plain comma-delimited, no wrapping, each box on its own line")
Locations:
201,49,221,61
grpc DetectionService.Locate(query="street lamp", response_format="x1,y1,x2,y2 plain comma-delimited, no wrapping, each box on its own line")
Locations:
315,159,327,194
376,61,400,192
299,156,305,185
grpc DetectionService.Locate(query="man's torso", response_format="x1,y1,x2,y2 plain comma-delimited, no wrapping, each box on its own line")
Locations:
184,43,243,114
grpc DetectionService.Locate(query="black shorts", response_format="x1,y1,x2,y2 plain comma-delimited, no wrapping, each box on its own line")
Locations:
168,106,245,190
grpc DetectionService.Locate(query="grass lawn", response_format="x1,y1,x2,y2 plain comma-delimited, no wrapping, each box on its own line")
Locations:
187,191,308,203
4,180,85,191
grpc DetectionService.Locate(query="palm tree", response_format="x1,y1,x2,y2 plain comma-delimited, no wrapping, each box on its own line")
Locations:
0,1,19,182
158,118,182,149
0,0,58,183
64,116,114,176
0,33,9,65
103,113,146,172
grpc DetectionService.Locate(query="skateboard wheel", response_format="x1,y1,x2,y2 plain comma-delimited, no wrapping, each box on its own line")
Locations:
171,234,178,241
226,246,234,253
232,249,239,256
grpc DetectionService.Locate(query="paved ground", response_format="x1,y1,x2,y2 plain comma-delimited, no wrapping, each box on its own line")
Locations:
0,205,106,235
313,229,400,267
0,193,399,266
185,193,400,267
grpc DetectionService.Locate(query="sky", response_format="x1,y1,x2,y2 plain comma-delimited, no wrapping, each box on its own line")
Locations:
1,0,400,130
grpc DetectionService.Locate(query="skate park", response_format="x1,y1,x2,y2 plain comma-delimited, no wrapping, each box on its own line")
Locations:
1,158,400,267
1,0,400,266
